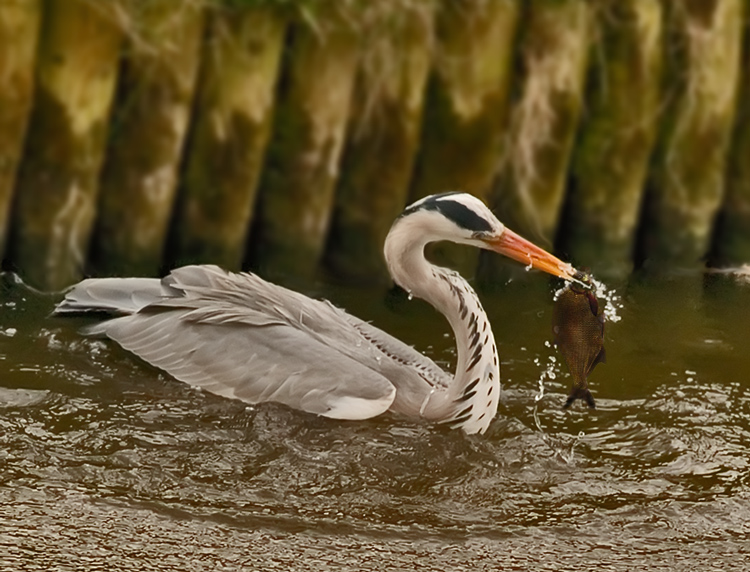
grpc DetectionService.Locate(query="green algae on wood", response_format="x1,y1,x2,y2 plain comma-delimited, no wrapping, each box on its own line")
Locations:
713,7,750,267
171,5,285,271
640,0,743,271
0,0,41,259
410,0,518,201
563,0,663,277
9,0,123,290
481,0,591,286
492,0,592,242
250,4,359,281
326,1,434,283
92,1,205,277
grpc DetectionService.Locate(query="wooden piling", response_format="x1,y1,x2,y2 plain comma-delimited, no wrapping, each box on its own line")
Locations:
492,0,592,242
326,1,434,282
91,1,204,277
481,0,591,286
9,0,123,290
0,0,41,261
640,0,743,271
171,5,285,271
563,0,663,277
714,11,750,267
250,4,359,281
409,0,518,201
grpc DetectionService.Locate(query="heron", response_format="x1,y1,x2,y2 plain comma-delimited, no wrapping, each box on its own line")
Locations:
54,192,581,434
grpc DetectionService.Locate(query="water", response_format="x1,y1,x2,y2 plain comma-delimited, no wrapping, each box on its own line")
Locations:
1,270,750,570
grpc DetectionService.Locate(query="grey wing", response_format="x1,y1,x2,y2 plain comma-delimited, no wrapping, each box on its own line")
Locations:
94,310,397,420
55,265,448,420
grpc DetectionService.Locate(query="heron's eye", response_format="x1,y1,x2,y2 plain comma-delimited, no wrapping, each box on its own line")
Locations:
471,230,494,240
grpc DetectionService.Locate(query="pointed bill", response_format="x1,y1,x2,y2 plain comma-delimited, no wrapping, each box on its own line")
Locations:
485,228,580,282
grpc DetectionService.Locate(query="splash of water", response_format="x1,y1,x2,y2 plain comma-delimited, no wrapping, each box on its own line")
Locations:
532,343,586,464
589,276,623,323
532,346,558,432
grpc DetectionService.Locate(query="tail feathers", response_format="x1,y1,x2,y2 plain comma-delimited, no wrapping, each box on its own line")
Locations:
563,385,596,409
53,277,169,316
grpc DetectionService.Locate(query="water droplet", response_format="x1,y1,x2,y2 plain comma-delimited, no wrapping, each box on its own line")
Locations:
407,292,413,301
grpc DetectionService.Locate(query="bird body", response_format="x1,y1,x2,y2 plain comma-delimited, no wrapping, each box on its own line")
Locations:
54,193,579,434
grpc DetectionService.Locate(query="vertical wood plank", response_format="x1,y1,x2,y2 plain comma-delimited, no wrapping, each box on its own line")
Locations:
92,1,205,276
10,0,123,289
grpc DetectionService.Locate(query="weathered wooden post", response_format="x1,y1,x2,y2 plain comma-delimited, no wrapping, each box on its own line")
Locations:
171,4,286,271
410,0,518,201
481,0,591,285
0,0,41,260
326,1,434,282
250,4,359,282
715,9,750,267
408,0,518,276
563,0,663,277
10,0,123,290
640,0,743,271
92,1,205,277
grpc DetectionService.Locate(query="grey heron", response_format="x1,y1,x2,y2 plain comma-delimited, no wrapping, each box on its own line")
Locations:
54,192,580,434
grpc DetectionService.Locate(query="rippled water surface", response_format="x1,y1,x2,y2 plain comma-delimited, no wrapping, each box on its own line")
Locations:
1,270,750,571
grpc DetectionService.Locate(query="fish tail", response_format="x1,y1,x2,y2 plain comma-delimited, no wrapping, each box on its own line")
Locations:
563,386,596,409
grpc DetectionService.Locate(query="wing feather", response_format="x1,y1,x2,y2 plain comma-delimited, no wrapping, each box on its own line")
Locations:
97,310,397,420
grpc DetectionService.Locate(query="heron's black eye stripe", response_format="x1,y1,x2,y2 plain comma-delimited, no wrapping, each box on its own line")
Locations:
430,199,493,233
401,196,493,233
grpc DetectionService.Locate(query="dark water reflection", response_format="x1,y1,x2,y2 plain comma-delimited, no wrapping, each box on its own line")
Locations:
1,270,750,570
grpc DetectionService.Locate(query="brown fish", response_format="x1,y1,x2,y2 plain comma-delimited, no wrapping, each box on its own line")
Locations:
552,278,605,409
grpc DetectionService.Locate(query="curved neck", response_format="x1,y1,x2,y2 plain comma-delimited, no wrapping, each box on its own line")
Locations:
384,231,501,434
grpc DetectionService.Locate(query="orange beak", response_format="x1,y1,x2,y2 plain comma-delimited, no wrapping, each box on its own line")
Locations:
485,228,580,282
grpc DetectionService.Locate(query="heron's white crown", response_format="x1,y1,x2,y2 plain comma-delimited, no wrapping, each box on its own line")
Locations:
394,192,505,249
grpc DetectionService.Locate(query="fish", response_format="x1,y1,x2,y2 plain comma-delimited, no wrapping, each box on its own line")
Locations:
552,276,606,409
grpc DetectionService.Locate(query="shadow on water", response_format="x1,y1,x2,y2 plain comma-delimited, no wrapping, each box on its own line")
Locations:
1,270,750,570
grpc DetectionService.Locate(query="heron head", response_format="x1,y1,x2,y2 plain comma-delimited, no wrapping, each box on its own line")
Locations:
399,192,580,282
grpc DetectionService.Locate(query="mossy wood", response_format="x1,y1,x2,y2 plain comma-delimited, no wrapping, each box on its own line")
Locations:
251,5,358,280
9,0,123,290
493,0,591,242
93,1,204,277
481,0,591,285
0,0,41,259
327,1,434,282
172,5,285,271
563,0,663,277
409,0,519,277
716,3,750,266
641,0,743,270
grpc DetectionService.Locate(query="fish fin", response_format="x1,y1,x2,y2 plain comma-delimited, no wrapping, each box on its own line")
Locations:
552,325,561,346
585,346,607,377
563,386,596,410
584,291,599,317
